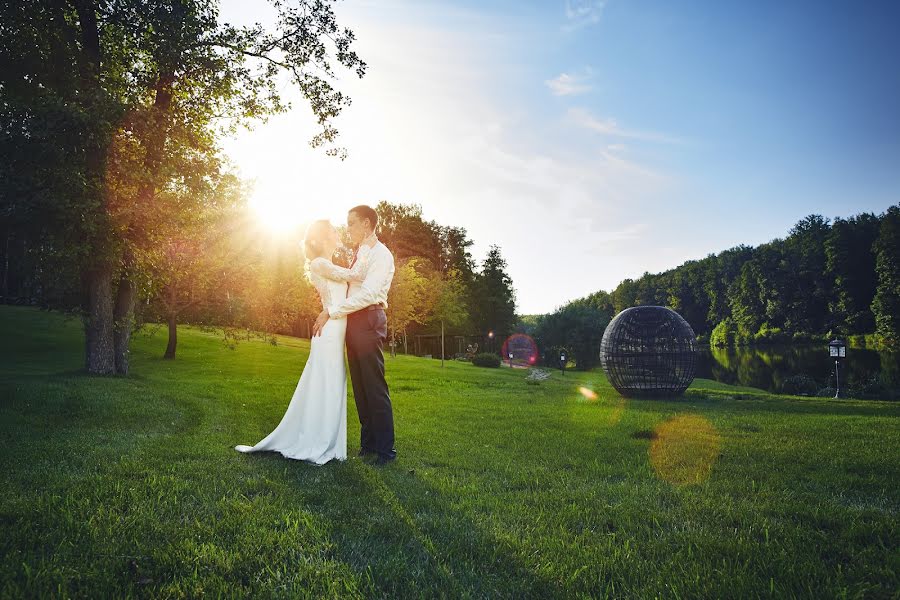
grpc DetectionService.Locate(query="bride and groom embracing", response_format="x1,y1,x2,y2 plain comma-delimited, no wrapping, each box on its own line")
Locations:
235,205,398,466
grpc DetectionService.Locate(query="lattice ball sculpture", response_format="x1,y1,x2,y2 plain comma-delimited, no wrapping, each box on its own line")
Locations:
600,306,698,398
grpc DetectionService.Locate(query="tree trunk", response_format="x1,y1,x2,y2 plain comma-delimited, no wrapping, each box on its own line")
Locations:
164,313,177,359
83,267,115,374
441,320,445,368
109,72,175,372
403,330,408,355
113,267,136,374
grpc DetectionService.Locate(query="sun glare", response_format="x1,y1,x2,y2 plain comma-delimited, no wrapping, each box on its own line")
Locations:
247,176,352,235
248,186,306,235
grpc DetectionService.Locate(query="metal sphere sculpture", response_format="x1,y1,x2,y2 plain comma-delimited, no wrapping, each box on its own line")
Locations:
600,306,698,398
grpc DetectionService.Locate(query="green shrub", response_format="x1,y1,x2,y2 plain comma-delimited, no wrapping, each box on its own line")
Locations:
847,374,893,400
710,319,735,347
781,374,818,396
754,323,790,344
472,352,501,368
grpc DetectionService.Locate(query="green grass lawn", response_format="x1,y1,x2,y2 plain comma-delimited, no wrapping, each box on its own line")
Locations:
1,306,898,598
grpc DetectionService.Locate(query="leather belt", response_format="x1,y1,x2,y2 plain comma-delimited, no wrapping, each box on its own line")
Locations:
351,304,385,315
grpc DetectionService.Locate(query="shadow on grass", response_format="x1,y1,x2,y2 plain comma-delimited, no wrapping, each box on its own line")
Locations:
252,455,560,598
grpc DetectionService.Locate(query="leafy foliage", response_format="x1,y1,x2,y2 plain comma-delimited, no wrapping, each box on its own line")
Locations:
470,246,517,342
0,0,367,373
545,207,899,350
872,206,900,346
472,352,501,368
780,374,819,396
533,302,610,371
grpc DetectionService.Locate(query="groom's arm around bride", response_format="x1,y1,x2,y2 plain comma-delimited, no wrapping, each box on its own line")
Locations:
314,205,397,463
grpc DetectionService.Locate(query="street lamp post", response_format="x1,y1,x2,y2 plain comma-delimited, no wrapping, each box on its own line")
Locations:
829,338,847,399
559,350,567,376
508,352,513,368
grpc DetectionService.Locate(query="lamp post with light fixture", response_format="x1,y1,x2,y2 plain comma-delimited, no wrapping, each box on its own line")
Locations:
829,338,847,399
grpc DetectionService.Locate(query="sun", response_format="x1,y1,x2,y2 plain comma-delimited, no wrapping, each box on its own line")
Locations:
247,182,307,235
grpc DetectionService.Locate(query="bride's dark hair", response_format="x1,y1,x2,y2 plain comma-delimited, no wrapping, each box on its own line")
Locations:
303,220,333,261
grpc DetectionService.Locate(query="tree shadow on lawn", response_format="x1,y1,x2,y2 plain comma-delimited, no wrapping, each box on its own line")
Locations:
253,453,560,598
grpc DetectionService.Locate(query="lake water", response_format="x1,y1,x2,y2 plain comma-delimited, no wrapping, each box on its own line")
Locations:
696,345,900,394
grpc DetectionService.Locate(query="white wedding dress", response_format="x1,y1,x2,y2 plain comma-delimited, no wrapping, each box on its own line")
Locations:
234,246,370,465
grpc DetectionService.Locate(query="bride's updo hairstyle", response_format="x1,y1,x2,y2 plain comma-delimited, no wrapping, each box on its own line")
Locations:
303,220,332,261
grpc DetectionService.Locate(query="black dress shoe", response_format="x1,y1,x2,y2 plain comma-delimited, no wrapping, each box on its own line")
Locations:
373,455,396,467
357,448,376,458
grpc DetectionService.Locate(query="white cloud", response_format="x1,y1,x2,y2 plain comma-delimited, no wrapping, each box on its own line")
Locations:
545,68,593,96
564,0,606,31
568,107,686,145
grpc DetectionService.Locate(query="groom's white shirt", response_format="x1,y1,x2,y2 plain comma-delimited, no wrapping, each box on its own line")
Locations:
327,240,395,319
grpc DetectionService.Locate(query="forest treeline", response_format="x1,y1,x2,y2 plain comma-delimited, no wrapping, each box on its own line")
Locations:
531,208,900,371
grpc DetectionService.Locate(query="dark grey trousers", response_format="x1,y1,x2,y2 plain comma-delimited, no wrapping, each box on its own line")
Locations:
346,307,395,458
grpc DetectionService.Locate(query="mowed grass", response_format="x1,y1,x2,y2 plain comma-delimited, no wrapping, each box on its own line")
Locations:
1,306,898,599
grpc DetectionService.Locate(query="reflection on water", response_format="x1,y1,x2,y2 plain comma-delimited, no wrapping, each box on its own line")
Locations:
696,345,900,394
649,414,721,486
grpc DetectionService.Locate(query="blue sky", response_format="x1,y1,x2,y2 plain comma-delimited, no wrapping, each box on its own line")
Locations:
220,0,900,314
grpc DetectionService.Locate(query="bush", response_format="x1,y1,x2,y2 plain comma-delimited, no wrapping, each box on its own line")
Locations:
710,319,735,347
754,323,790,344
790,332,828,344
847,375,890,400
781,374,818,396
472,352,501,368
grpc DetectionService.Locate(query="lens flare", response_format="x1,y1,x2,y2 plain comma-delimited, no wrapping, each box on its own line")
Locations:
649,414,722,486
501,334,538,367
578,386,599,400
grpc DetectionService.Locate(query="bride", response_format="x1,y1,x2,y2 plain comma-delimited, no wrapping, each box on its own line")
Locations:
235,220,374,465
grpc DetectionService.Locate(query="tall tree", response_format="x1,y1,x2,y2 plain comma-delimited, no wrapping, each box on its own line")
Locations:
375,202,443,268
386,257,436,356
781,215,831,333
144,172,247,358
471,245,516,347
1,0,366,374
431,269,468,367
704,245,753,329
826,213,880,334
872,205,900,347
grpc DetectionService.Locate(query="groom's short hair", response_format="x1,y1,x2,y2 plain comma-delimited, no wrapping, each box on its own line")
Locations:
350,205,378,230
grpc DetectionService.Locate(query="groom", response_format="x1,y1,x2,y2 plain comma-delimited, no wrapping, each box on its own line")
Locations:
313,205,397,465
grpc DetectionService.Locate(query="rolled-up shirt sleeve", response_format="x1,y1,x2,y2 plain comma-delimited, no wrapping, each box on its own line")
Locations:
328,248,393,319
